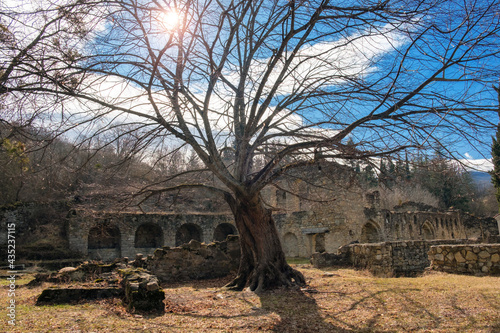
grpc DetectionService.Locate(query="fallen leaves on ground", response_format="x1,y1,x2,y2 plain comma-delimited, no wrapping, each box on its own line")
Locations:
2,266,500,332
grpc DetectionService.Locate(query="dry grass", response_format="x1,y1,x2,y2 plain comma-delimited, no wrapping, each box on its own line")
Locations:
2,265,500,332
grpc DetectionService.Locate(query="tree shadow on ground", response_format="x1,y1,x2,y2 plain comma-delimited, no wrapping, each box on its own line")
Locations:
258,288,354,333
161,274,235,290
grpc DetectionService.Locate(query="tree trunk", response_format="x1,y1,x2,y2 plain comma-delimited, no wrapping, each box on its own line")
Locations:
225,194,305,292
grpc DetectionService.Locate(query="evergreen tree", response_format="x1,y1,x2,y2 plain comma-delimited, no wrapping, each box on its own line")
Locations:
379,158,397,188
413,150,474,211
361,165,378,188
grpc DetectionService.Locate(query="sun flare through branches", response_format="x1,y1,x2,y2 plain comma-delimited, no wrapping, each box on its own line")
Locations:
161,9,181,31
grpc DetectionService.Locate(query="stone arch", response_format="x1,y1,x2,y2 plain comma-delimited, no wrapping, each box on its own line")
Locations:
88,222,121,260
175,223,203,246
283,232,299,257
135,223,163,248
213,223,237,242
421,220,435,240
360,221,383,243
88,223,120,249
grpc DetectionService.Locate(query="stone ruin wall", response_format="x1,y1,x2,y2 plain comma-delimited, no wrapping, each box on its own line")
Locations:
344,239,482,277
429,244,500,275
1,188,498,263
312,239,500,277
67,210,238,261
146,236,241,282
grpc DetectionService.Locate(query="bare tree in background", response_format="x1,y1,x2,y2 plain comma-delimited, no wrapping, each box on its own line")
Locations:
1,0,499,291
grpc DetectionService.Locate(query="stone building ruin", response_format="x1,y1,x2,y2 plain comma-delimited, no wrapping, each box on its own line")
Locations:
1,162,499,263
59,188,497,261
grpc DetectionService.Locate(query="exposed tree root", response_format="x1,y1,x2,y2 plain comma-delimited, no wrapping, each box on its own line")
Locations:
223,194,307,292
225,261,306,293
224,273,248,291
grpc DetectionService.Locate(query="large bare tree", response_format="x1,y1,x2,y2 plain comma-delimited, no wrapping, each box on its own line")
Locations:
2,0,499,291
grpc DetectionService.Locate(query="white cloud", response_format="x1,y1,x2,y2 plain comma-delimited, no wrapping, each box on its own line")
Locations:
223,24,408,96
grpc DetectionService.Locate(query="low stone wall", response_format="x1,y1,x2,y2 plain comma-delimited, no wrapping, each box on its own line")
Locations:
429,244,500,275
36,288,122,305
118,268,165,312
344,241,428,277
310,251,350,268
146,236,240,282
311,239,485,277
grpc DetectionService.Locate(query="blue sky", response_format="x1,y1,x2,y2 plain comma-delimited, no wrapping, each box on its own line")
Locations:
3,0,499,172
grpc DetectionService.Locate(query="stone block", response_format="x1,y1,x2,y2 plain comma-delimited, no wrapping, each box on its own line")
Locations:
433,253,444,261
119,268,165,313
478,251,490,259
465,251,477,261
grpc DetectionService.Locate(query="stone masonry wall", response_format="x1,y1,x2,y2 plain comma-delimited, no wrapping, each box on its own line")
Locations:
67,210,236,261
312,239,484,277
428,244,500,275
3,195,497,264
146,236,240,282
346,240,441,277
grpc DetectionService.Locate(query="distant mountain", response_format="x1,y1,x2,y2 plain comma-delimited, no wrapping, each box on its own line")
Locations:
469,171,492,188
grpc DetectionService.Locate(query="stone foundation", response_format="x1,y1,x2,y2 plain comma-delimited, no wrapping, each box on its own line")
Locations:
35,261,165,312
118,268,165,312
429,244,500,275
36,288,122,305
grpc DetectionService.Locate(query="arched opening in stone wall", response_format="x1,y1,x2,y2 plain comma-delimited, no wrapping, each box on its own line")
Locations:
88,223,121,259
88,224,121,249
421,221,435,240
176,223,202,246
135,223,163,248
213,223,237,242
396,219,402,239
360,221,382,243
437,218,444,238
283,232,299,257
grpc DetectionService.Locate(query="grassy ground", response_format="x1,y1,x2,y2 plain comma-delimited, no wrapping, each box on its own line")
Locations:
1,265,499,332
